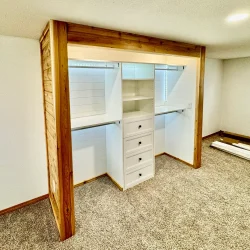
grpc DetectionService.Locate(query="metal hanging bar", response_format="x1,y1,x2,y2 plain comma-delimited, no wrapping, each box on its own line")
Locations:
69,66,115,69
155,68,181,71
71,120,120,131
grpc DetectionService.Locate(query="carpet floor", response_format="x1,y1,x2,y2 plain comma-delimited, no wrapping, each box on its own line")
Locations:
1,136,250,250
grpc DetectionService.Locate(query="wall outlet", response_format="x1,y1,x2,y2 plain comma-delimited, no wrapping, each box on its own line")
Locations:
187,103,192,109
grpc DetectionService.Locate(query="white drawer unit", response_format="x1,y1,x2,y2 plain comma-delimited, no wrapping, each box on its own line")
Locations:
123,116,153,138
125,164,154,189
125,149,153,172
124,132,153,156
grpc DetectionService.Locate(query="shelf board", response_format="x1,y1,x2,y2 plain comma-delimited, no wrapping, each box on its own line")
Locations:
122,78,154,81
123,111,153,119
123,96,154,102
155,105,186,116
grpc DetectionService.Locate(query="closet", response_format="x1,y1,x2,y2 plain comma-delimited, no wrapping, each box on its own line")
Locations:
39,20,205,240
69,58,196,190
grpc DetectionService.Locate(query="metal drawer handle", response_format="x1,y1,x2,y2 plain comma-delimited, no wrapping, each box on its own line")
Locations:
138,141,142,145
139,158,142,161
139,173,142,177
138,125,142,129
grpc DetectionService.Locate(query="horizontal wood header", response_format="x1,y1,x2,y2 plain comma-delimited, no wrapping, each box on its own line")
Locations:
67,23,203,58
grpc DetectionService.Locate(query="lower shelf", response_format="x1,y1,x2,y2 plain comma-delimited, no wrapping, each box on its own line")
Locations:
123,111,153,119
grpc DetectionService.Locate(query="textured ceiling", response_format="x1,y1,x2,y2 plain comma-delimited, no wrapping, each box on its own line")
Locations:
0,0,250,59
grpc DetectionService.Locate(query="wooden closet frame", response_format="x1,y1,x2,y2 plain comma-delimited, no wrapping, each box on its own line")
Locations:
40,20,206,241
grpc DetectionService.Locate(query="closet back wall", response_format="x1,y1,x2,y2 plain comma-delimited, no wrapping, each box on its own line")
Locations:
0,35,47,210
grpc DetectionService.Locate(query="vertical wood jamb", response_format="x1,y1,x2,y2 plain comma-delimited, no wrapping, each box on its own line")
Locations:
50,20,75,240
193,46,206,168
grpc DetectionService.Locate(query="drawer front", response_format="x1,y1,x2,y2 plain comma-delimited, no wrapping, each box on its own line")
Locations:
124,118,153,138
125,164,154,189
125,149,153,171
124,133,153,156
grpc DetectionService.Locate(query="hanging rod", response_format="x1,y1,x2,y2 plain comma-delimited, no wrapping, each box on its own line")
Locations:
71,120,120,131
69,66,115,69
155,109,185,116
155,67,184,71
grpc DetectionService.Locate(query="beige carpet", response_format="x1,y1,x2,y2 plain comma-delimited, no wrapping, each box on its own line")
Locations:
1,136,250,250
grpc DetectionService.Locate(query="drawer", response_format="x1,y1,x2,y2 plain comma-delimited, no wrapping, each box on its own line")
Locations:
125,164,154,189
124,117,153,138
125,149,153,171
124,133,153,157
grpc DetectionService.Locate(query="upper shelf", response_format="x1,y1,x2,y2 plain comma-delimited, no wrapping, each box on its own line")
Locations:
155,105,186,116
123,96,154,102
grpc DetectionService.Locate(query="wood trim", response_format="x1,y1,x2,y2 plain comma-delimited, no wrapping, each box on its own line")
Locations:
50,20,75,241
202,131,221,140
193,46,206,169
155,152,166,157
221,131,250,143
0,174,105,217
40,23,50,43
106,173,123,191
74,174,107,188
0,194,49,217
67,23,202,58
164,152,193,168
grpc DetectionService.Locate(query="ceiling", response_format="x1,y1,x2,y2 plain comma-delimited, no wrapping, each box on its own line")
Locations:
1,0,250,59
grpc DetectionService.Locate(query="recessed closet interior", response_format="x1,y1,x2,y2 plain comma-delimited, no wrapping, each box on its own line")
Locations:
68,45,198,190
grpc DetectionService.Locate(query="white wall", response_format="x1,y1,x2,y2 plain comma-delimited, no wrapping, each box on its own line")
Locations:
0,35,47,210
203,58,223,137
221,57,250,136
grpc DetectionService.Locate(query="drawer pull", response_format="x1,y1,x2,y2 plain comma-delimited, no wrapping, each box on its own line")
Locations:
139,173,142,177
138,125,142,129
138,141,142,145
139,158,142,161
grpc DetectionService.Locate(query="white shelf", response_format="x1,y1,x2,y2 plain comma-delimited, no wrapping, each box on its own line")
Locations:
122,78,154,81
155,105,186,116
71,114,121,131
123,111,153,119
123,96,154,102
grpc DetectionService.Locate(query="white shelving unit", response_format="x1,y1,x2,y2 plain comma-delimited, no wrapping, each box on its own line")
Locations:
68,59,195,191
122,63,155,189
123,96,154,102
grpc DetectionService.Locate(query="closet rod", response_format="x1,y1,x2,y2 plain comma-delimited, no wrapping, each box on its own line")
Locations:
71,121,119,131
69,66,115,69
155,68,184,71
155,109,185,116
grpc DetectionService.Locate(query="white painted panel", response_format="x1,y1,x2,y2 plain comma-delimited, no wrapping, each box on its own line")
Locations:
0,35,47,210
69,66,106,118
135,64,154,79
164,60,197,165
106,123,124,188
72,126,107,185
122,63,154,80
154,115,165,155
105,66,122,121
155,69,166,106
